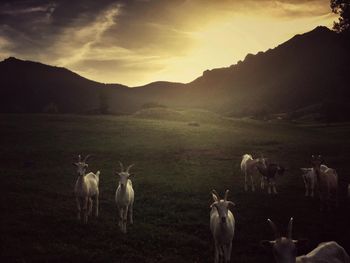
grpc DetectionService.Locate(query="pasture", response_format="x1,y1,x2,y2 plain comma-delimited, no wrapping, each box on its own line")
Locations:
1,112,350,262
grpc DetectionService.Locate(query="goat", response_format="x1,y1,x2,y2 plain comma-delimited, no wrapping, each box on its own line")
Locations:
210,190,235,263
115,162,135,233
301,165,329,198
311,155,338,211
73,154,100,224
261,217,350,263
240,154,267,192
301,168,317,197
257,160,285,194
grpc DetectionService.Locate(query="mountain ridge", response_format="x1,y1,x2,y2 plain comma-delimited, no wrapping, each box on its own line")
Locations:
1,26,349,120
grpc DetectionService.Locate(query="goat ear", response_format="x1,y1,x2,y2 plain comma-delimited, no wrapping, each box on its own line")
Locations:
72,162,78,167
260,240,275,249
210,202,216,208
300,168,309,173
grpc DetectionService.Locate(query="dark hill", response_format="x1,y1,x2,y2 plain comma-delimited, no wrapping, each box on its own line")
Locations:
0,57,128,113
1,27,349,119
185,26,350,118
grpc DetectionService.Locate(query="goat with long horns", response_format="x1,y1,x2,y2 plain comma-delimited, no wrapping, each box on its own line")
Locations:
261,217,349,263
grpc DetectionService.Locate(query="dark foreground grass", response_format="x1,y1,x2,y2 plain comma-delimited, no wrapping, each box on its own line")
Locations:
1,113,350,262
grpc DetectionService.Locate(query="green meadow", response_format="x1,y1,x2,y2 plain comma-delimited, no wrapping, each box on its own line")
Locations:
1,111,350,262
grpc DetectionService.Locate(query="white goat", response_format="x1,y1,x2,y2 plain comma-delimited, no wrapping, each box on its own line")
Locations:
240,154,267,192
261,217,350,263
115,162,135,233
73,154,100,224
301,165,329,197
311,155,338,211
210,190,236,263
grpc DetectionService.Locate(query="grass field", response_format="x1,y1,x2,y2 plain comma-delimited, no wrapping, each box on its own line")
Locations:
1,112,350,262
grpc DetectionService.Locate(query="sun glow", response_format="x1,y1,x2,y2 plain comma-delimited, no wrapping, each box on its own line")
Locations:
145,12,337,86
0,0,338,86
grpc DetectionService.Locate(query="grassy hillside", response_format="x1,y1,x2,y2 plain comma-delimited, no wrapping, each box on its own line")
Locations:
1,113,350,262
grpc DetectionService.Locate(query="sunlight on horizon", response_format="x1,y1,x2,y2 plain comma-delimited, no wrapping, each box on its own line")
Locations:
75,13,337,86
0,1,338,86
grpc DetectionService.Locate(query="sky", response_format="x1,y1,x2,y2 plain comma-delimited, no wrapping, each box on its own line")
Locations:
0,0,338,86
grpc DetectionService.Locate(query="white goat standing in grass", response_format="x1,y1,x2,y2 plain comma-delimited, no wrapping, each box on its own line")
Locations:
301,165,329,198
73,154,100,224
210,190,236,263
311,155,338,211
115,162,135,233
240,154,267,192
261,217,350,263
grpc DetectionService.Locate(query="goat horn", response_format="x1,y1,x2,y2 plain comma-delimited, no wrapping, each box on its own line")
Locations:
287,217,293,239
224,189,229,201
119,161,124,172
212,189,220,199
267,219,281,239
83,154,92,163
126,164,135,173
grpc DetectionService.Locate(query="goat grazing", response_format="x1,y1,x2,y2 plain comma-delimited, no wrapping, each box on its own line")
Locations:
261,217,350,263
257,160,285,194
311,155,338,211
115,162,135,233
73,154,100,224
240,154,267,192
210,190,236,263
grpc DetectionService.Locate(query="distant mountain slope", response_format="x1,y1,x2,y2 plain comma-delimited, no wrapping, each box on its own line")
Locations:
0,57,130,113
1,26,349,119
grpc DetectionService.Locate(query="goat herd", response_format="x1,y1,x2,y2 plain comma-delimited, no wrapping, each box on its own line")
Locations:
73,153,349,263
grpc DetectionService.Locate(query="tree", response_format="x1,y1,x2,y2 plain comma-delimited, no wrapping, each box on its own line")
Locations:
331,0,350,33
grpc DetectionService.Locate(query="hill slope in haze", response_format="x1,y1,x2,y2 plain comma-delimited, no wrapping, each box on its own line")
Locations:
1,26,349,119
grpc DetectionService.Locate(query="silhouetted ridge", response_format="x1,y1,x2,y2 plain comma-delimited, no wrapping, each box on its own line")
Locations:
1,26,349,120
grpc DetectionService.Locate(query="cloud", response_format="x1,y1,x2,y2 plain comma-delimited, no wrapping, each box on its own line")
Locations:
0,0,338,85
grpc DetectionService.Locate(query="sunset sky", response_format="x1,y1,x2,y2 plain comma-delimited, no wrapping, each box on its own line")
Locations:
0,0,338,86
